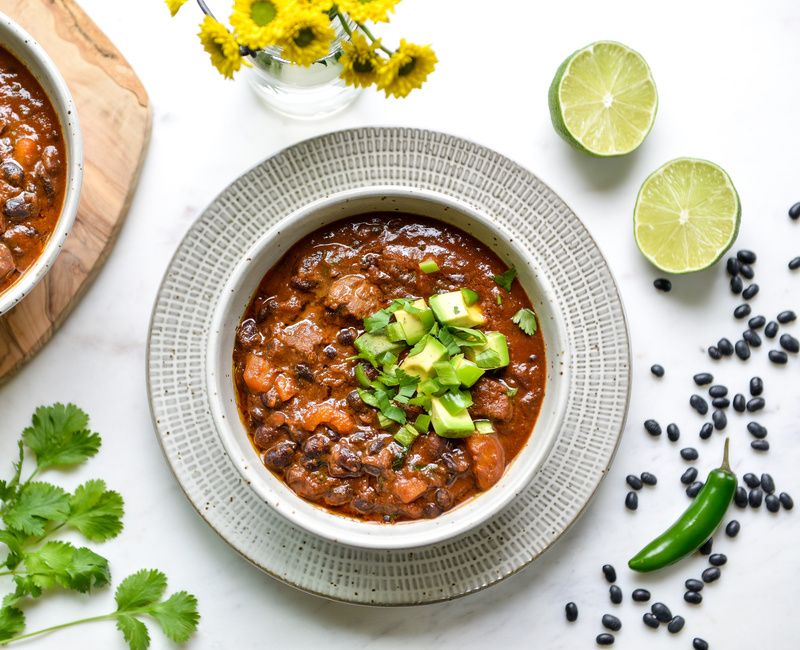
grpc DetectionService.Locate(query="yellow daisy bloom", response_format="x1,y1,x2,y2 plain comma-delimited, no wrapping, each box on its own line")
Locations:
165,0,188,17
337,0,399,23
291,0,335,11
339,32,383,88
277,8,335,67
198,16,244,80
230,0,288,50
377,40,437,98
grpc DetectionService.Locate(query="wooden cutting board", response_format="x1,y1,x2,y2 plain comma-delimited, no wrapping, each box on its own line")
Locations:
0,0,151,383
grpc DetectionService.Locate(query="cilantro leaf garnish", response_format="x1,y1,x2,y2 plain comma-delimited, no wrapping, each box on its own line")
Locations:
511,308,538,335
0,606,25,642
65,480,124,542
22,404,100,470
492,266,517,292
2,482,70,536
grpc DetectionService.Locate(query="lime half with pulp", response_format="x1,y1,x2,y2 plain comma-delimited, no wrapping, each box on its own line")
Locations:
549,41,658,157
634,158,741,274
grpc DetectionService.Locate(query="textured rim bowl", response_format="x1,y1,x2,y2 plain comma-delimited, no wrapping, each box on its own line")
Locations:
207,188,571,550
0,14,83,315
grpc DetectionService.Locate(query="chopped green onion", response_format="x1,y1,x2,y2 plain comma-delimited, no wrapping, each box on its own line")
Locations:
418,377,444,396
408,394,432,410
493,266,517,292
506,386,519,398
511,307,538,336
355,364,372,388
394,424,420,447
414,413,431,432
474,419,494,434
419,259,440,274
460,288,479,305
433,360,460,386
449,326,487,346
435,326,462,356
377,412,394,429
440,391,471,415
386,321,406,342
496,293,502,305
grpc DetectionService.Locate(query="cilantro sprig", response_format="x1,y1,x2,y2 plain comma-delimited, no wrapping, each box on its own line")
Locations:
0,404,199,648
492,266,517,292
511,308,538,336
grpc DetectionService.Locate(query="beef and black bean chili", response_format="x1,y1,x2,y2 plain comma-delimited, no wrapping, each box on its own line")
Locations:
0,47,67,294
233,215,546,522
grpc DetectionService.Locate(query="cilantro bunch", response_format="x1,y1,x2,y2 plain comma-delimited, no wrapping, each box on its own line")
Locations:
0,404,199,648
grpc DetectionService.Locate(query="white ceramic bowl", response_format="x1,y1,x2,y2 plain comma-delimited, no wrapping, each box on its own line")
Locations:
208,188,570,549
0,14,83,315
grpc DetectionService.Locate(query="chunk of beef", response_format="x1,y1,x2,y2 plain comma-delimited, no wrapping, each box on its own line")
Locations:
470,378,513,422
324,274,380,320
0,242,15,279
276,319,323,358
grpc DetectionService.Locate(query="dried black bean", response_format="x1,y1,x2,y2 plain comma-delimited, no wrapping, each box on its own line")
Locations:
708,384,728,397
790,257,800,270
712,410,727,430
765,321,779,338
685,578,704,592
667,423,680,442
709,553,727,566
680,447,699,461
602,564,617,583
726,257,740,276
625,492,639,510
735,340,751,360
743,329,761,347
746,397,765,412
734,486,748,507
743,472,760,488
738,249,757,264
699,423,713,439
717,337,734,356
761,473,775,493
749,488,763,507
596,633,615,645
693,372,714,386
644,419,662,436
747,421,768,438
609,585,623,604
790,202,800,220
748,315,766,329
684,590,702,604
780,333,799,353
777,310,796,324
740,263,754,279
749,376,763,396
751,439,770,451
768,350,788,364
626,474,643,490
650,364,665,377
734,304,751,319
686,481,704,498
632,588,651,602
642,613,660,629
726,520,741,537
702,567,721,583
708,346,721,360
640,472,658,486
681,467,698,485
690,395,709,415
765,494,780,512
651,602,672,623
730,275,743,294
602,614,622,631
699,538,713,555
711,397,730,409
780,492,794,510
742,284,759,300
653,278,672,292
565,602,578,622
667,616,685,633
693,639,709,650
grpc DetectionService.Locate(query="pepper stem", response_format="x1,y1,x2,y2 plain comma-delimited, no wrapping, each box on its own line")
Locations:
721,437,731,472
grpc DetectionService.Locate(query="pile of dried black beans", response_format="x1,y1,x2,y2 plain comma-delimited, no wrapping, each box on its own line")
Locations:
564,205,798,646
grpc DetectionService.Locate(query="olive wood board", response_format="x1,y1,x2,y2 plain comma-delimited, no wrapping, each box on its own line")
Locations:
0,0,152,383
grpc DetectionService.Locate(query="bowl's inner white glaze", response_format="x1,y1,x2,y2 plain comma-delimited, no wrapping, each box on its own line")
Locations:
207,188,570,549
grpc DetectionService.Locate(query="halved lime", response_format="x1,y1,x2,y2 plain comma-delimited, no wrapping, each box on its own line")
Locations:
634,158,741,274
549,41,658,157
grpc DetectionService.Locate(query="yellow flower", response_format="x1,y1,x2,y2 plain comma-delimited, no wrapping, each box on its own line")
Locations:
230,0,289,50
292,0,335,10
377,40,437,98
276,8,335,67
165,0,188,16
337,0,399,23
198,16,244,80
339,32,383,88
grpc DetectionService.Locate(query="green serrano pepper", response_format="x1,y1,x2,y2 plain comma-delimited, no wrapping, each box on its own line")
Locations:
629,438,737,572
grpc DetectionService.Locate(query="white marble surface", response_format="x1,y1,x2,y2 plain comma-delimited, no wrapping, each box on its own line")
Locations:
2,0,800,647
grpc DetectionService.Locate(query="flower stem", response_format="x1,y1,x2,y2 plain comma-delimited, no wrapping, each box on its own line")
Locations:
195,0,215,18
2,613,116,644
353,19,394,56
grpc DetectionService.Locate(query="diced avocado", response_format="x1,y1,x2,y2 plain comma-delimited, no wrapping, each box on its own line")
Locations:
474,419,495,434
430,396,475,438
429,291,486,327
354,332,405,363
465,331,510,369
452,355,485,387
400,336,448,380
394,299,434,344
